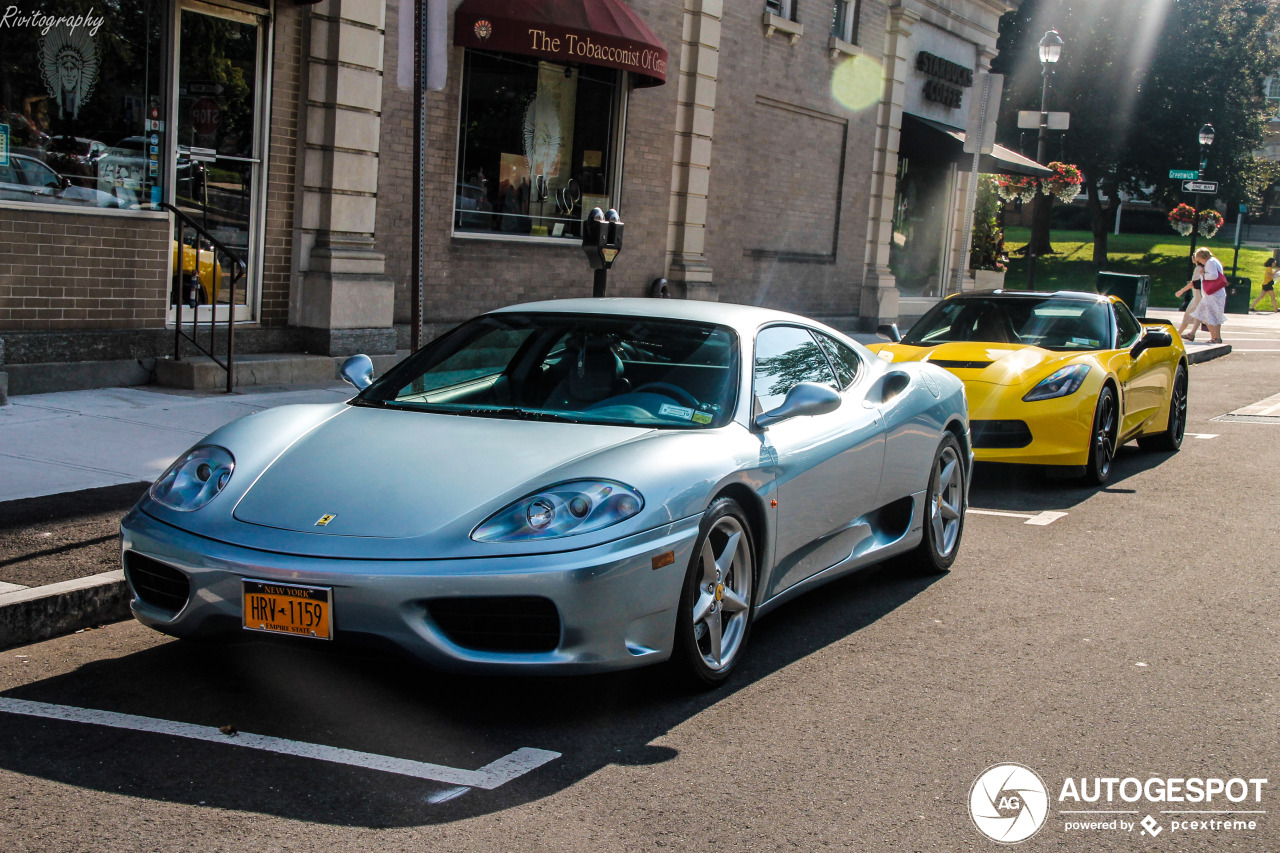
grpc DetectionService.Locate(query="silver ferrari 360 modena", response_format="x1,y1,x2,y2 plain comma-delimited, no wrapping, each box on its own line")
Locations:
121,298,970,686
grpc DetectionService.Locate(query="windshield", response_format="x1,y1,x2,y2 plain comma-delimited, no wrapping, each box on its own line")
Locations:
903,296,1114,351
359,312,739,428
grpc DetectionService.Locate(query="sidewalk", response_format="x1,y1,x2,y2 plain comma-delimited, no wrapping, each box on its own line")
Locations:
2,306,1274,651
0,382,355,649
0,382,355,503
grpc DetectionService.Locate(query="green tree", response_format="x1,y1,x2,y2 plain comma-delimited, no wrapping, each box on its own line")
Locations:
993,0,1280,266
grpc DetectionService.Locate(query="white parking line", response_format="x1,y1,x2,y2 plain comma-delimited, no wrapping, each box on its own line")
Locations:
967,508,1067,526
0,697,560,790
1185,433,1219,439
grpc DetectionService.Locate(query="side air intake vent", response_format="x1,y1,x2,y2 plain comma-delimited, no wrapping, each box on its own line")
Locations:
124,552,191,614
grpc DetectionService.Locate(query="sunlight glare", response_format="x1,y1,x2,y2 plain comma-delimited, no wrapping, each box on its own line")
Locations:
831,55,883,112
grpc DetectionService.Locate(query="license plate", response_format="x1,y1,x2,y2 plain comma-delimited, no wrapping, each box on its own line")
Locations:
242,579,332,640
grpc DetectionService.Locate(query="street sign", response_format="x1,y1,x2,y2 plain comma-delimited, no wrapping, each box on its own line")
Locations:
1017,110,1070,130
1169,169,1199,180
1183,180,1218,193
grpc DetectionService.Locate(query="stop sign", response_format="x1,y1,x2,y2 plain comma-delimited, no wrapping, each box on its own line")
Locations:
191,97,222,135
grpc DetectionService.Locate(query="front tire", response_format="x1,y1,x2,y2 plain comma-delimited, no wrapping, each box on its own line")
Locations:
898,433,967,575
1137,364,1188,452
1084,385,1119,485
672,497,757,688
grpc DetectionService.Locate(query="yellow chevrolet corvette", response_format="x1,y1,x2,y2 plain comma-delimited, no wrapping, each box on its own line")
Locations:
868,291,1188,484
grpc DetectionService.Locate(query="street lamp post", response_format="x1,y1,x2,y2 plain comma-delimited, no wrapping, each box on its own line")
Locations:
1026,28,1063,289
1187,124,1215,280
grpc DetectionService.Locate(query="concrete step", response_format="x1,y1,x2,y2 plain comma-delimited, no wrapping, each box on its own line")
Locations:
153,351,408,390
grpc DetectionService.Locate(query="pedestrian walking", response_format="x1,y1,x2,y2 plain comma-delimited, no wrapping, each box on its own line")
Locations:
1175,260,1204,340
1190,248,1228,344
1250,257,1278,312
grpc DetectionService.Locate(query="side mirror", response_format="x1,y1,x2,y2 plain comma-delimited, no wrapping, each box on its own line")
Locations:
1130,328,1173,359
59,175,72,190
340,354,375,390
755,381,841,429
877,323,902,343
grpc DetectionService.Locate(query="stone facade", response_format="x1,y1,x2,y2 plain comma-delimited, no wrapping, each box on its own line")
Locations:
377,0,683,341
0,0,1020,394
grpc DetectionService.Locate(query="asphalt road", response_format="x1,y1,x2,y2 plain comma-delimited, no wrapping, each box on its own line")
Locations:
1,352,1278,852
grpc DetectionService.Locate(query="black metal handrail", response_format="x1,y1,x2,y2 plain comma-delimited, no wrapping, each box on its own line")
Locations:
160,202,247,394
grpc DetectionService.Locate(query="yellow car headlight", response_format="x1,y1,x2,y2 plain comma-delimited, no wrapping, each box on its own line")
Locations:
1023,364,1091,401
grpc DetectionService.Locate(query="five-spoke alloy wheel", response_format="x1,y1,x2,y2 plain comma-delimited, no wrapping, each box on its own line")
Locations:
674,497,756,687
899,433,967,574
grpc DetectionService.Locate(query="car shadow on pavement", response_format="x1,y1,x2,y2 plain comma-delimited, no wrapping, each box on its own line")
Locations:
0,561,941,827
968,445,1175,512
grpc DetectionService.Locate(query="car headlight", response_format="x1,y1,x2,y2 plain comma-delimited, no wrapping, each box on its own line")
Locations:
1023,364,1091,401
471,480,644,542
149,445,235,511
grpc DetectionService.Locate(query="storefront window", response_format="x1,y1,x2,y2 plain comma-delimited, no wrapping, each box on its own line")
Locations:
891,155,956,298
0,0,166,211
456,50,620,240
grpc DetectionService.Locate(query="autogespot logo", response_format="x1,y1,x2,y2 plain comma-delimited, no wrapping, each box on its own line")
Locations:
970,763,1050,843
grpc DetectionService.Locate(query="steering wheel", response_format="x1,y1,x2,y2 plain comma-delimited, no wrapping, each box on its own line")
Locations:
632,382,700,409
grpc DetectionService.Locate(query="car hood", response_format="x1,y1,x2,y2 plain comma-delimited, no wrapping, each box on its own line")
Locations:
870,341,1086,388
229,406,650,539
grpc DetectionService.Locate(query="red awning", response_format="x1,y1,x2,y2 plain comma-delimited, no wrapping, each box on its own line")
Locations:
454,0,667,87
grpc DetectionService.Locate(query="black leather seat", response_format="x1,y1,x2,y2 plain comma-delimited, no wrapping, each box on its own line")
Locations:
544,336,629,409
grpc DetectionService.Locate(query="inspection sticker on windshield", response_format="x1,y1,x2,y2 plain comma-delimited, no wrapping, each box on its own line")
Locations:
659,404,695,421
692,412,713,424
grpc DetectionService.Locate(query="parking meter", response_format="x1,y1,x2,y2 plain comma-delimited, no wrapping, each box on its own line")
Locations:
582,207,624,296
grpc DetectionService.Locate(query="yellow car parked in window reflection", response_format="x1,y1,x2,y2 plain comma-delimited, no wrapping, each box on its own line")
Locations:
868,291,1188,484
171,240,222,305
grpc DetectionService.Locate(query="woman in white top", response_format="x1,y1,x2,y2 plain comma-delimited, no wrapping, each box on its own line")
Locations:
1190,247,1227,344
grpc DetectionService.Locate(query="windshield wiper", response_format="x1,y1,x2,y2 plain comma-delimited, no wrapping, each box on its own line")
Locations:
510,408,585,424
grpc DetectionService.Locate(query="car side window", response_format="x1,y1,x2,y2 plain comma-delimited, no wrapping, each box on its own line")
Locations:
16,159,60,189
815,333,861,388
753,325,837,413
1113,302,1141,348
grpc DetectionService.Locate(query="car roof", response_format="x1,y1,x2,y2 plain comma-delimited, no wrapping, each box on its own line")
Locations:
490,297,842,336
949,289,1109,303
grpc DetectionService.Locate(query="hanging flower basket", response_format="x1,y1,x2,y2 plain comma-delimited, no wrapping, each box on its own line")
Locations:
1198,209,1224,238
994,174,1038,204
1040,162,1083,204
1168,203,1198,237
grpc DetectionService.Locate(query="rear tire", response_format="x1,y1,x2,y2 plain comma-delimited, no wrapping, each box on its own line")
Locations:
1137,365,1188,452
1084,385,1118,486
897,433,966,575
671,497,757,688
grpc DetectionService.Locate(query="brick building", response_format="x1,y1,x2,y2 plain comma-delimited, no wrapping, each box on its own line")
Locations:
0,0,1026,399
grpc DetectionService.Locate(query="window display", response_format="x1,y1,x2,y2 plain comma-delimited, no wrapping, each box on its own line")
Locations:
0,0,166,210
456,50,620,239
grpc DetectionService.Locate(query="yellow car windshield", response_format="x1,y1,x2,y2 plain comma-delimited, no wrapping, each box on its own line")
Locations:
903,296,1113,351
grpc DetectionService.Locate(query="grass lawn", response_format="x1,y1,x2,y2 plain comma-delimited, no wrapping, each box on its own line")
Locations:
1002,227,1274,308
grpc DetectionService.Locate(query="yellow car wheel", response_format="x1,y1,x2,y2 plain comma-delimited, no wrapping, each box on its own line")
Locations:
1137,365,1188,453
1085,385,1119,485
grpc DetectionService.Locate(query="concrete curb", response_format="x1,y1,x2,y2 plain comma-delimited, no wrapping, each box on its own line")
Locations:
0,570,132,651
1186,343,1231,364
